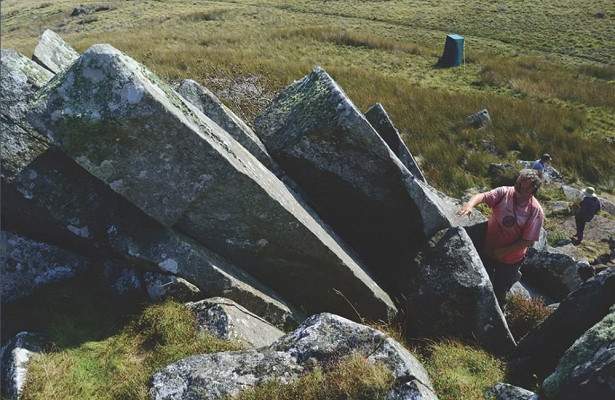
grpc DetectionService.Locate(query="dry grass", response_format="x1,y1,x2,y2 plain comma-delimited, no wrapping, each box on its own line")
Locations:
504,294,553,341
231,353,394,400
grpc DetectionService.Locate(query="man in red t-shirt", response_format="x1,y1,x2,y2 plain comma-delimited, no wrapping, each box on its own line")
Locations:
458,169,545,306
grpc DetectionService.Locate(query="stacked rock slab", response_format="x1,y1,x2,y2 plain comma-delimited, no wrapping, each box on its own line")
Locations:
488,383,538,400
150,313,438,400
541,306,615,400
32,29,79,74
365,103,426,182
28,45,396,322
1,231,91,303
407,227,516,354
511,268,615,382
187,297,285,348
254,67,483,296
0,332,45,400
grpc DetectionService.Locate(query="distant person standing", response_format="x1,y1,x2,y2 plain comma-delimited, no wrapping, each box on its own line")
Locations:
531,153,552,179
458,169,545,306
572,187,601,244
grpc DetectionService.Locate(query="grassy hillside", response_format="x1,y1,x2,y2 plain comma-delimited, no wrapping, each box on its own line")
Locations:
2,0,614,195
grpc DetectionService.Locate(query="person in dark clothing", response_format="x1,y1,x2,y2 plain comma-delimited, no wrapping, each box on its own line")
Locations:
572,187,601,244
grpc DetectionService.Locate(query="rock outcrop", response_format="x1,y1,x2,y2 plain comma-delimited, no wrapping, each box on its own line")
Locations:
511,268,615,382
255,67,481,296
32,29,79,74
541,306,615,400
1,232,91,303
150,313,438,400
365,102,426,182
28,45,397,322
187,297,285,348
488,383,539,400
406,227,516,354
0,332,45,400
521,248,586,300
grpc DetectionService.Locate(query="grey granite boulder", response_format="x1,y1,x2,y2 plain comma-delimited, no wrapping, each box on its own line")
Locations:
150,313,438,400
487,383,539,400
465,108,492,129
520,247,586,300
0,332,45,400
32,29,79,74
511,268,615,382
0,49,52,182
103,261,145,297
406,227,516,354
1,231,91,303
187,297,284,348
176,79,274,170
541,306,615,400
254,67,481,295
365,102,426,182
145,272,201,302
28,45,396,322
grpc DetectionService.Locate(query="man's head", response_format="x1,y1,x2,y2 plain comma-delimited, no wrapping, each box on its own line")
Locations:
514,169,542,202
540,153,552,164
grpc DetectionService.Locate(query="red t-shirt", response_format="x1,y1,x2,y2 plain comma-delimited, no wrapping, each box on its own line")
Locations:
483,186,544,264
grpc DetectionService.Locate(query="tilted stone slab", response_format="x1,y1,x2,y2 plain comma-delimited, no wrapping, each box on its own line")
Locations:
487,383,538,400
542,306,615,400
177,79,275,170
0,332,45,400
32,29,79,74
0,49,53,182
1,231,91,304
150,313,438,400
187,297,285,348
511,268,615,382
254,67,482,294
406,227,516,355
365,102,426,182
28,45,396,322
144,271,201,303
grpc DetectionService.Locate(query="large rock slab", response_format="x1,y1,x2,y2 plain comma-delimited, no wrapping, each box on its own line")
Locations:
28,45,397,322
406,227,516,355
254,67,481,295
144,272,201,302
511,268,615,382
187,297,285,348
520,247,586,301
0,332,45,400
365,102,426,182
1,231,91,304
150,313,438,400
32,29,79,74
541,306,615,400
0,49,52,182
176,79,274,170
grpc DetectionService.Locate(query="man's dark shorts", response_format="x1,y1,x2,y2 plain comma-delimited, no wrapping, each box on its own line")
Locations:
484,259,522,307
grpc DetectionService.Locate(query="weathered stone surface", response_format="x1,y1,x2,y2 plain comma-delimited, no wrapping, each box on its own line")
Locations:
465,108,492,129
145,272,201,302
176,79,274,170
150,313,438,400
29,45,396,322
254,67,480,295
103,261,145,297
1,231,91,304
511,268,615,382
0,49,52,182
187,297,284,348
32,29,79,74
520,247,585,300
542,306,615,400
487,383,539,400
107,213,304,330
406,227,516,354
365,102,426,182
0,332,45,400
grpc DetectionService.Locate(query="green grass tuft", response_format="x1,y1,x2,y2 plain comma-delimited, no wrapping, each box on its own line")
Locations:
504,294,553,341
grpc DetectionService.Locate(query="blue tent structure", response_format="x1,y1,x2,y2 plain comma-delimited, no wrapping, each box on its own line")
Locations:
437,34,464,67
